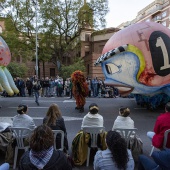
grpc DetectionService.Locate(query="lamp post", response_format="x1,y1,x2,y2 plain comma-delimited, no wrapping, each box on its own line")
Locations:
33,0,38,78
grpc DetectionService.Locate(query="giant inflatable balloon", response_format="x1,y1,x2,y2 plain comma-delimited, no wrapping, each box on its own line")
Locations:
0,36,19,96
95,22,170,109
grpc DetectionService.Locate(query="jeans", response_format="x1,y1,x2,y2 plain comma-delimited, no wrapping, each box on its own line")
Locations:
34,91,39,103
138,155,160,170
0,163,10,170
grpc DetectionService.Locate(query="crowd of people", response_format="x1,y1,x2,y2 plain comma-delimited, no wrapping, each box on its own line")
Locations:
0,101,169,169
0,75,119,99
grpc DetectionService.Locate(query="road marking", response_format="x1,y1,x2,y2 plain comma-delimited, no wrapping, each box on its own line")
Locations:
0,116,83,124
9,107,49,109
22,100,63,102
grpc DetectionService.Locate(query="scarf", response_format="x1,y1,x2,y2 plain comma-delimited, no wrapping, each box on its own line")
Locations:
29,146,54,169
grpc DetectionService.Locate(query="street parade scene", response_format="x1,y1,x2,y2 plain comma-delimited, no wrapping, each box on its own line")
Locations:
0,0,170,170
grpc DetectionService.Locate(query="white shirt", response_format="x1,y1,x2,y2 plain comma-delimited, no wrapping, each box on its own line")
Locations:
81,112,104,128
112,116,134,130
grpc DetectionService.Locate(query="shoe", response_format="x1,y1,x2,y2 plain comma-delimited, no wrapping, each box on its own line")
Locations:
35,101,39,106
75,107,80,110
79,107,84,113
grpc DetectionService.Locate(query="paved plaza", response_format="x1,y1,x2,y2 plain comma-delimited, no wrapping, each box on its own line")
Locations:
0,95,163,169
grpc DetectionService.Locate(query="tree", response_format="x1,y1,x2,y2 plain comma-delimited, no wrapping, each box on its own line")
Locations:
60,58,86,79
0,0,109,69
7,62,28,78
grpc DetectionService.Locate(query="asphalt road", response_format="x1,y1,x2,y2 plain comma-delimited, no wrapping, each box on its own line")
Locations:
0,95,163,169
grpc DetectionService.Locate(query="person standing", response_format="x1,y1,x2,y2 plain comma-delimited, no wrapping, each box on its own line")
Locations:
71,70,88,113
147,102,170,149
32,79,41,106
26,78,33,97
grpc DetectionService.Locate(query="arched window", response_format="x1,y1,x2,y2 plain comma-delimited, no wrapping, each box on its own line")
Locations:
0,26,2,33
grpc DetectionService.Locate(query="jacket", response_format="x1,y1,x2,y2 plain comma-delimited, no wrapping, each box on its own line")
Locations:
19,150,72,170
152,112,170,148
43,116,68,150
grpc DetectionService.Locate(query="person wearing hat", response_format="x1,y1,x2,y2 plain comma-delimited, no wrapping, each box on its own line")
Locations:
81,103,103,128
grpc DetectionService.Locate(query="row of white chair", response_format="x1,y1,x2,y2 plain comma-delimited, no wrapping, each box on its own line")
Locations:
9,126,170,168
9,127,64,169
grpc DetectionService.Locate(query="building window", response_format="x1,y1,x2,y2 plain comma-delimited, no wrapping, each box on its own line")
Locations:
85,34,91,41
162,21,166,26
50,68,55,77
0,26,2,33
162,11,167,18
85,51,90,56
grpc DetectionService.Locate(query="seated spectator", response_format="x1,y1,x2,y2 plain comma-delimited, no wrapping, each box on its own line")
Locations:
13,104,36,137
43,103,68,152
19,125,72,170
138,149,170,170
147,102,170,149
72,103,106,166
0,163,9,170
112,107,143,162
81,103,103,128
112,107,134,130
94,130,134,170
5,104,36,164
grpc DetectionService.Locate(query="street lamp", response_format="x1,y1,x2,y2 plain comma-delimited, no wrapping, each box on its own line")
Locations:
33,0,38,78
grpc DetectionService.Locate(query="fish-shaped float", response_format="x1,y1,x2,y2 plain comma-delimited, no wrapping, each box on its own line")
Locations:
0,36,19,96
95,22,170,109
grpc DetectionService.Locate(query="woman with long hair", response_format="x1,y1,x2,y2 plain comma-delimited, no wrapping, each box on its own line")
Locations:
43,103,68,152
94,131,134,170
19,125,72,170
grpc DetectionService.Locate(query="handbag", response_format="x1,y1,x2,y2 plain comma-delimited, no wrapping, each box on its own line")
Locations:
128,136,143,162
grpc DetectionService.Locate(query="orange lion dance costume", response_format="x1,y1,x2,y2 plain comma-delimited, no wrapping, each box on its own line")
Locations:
71,70,88,113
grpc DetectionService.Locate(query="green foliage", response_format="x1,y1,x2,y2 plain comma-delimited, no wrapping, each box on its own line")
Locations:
0,0,108,66
7,62,28,78
60,58,85,79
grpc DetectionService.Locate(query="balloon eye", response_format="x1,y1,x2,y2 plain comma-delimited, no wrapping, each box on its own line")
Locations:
105,63,121,74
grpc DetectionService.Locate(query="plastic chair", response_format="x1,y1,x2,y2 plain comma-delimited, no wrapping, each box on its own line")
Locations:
113,128,138,146
82,126,105,167
150,129,170,156
9,127,32,169
52,130,64,151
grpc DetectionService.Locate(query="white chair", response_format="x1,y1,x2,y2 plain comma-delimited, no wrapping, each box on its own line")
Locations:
52,130,64,151
9,127,32,169
113,128,138,146
82,126,105,167
150,129,170,156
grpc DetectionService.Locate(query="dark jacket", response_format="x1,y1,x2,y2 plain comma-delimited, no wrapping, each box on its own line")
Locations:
19,150,72,170
43,116,69,150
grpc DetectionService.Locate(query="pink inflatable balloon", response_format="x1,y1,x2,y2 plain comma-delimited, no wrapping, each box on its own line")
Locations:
0,36,11,66
102,22,170,87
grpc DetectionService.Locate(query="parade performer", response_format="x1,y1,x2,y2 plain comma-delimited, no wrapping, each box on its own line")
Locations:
71,70,88,113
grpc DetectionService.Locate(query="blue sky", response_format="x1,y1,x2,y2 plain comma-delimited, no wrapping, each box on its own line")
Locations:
106,0,154,27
